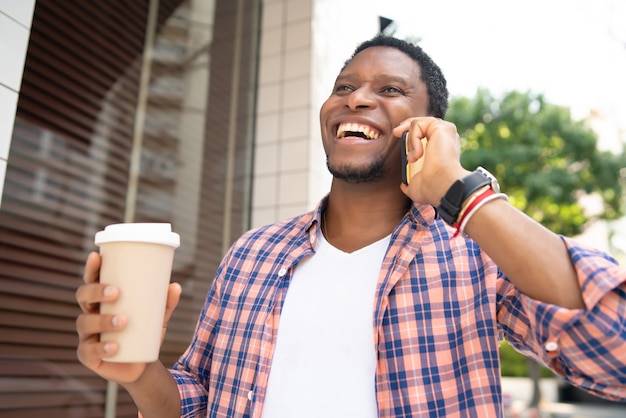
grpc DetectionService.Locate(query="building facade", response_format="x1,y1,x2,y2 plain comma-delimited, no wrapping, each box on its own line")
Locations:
0,0,379,416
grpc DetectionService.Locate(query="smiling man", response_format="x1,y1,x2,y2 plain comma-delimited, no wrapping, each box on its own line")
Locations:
76,35,626,417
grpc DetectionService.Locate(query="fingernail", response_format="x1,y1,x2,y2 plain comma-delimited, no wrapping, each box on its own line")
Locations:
112,315,124,327
103,342,115,353
103,286,115,297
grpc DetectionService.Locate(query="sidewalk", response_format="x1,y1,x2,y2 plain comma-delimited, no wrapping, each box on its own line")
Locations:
501,377,626,417
540,402,626,417
504,403,626,418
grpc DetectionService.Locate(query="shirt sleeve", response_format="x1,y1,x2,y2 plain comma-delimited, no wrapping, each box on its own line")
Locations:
168,271,224,417
497,236,626,401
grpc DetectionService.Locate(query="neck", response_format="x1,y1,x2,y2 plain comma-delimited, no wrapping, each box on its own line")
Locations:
323,180,411,252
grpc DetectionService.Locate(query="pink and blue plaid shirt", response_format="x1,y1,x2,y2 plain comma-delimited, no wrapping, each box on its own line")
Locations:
170,197,626,417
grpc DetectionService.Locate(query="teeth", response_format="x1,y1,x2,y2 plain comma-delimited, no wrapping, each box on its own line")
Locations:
337,123,380,140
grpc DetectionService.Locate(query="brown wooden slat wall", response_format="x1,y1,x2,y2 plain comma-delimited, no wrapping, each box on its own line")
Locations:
0,0,260,416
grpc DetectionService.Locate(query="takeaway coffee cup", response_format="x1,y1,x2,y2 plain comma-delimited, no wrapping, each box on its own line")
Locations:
95,223,180,362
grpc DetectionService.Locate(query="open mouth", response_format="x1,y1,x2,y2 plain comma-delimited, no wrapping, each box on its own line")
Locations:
336,122,381,140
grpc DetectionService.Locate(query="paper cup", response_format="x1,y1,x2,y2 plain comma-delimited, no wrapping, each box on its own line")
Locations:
95,223,180,362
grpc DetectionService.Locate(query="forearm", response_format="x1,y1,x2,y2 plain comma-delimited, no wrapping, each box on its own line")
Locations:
122,361,181,418
465,198,584,309
497,243,626,400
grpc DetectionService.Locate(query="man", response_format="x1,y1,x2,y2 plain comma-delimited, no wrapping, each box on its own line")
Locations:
76,35,626,417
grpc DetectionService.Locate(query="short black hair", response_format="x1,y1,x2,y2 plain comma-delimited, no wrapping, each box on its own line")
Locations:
343,34,449,119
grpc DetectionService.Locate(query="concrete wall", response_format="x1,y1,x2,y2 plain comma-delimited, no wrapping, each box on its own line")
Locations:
251,0,379,227
0,0,35,207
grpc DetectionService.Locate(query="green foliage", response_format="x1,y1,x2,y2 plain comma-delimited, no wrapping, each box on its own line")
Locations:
447,89,626,377
447,89,626,236
499,340,554,378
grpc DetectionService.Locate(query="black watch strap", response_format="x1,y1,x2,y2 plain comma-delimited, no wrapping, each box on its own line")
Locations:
438,170,491,225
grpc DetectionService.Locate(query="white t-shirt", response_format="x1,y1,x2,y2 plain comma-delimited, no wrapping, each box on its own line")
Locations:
260,232,390,418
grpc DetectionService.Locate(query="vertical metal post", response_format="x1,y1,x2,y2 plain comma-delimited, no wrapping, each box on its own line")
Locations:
105,0,159,417
221,0,245,254
124,0,160,223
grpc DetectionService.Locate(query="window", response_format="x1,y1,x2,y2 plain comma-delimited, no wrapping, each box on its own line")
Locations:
0,0,260,416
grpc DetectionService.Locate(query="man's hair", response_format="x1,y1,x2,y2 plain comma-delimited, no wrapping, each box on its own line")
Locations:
343,35,449,119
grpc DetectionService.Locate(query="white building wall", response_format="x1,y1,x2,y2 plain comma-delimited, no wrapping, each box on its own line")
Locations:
252,0,380,228
0,0,35,208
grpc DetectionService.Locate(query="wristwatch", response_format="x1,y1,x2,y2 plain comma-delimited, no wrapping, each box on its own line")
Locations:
438,166,500,225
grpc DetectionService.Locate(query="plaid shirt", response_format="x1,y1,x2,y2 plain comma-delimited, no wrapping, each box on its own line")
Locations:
170,197,626,417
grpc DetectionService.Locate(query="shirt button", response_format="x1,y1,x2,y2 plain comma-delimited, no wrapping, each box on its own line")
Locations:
310,234,316,244
278,268,287,277
248,390,253,401
545,341,559,352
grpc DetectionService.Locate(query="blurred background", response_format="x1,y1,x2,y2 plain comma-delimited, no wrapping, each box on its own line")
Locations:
0,0,624,417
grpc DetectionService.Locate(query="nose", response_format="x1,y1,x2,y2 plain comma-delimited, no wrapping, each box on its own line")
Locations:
346,86,376,111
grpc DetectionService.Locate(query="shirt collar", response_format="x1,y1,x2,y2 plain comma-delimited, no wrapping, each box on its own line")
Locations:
408,202,437,229
304,195,328,237
304,194,436,237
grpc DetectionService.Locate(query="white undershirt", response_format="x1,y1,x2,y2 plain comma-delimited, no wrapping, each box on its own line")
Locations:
260,232,390,418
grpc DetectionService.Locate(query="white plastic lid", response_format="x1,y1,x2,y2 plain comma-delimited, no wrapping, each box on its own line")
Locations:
95,223,180,248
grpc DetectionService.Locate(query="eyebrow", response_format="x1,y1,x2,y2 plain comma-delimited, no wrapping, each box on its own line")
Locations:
335,73,411,87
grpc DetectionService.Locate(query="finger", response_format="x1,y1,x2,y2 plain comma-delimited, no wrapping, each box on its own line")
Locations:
76,282,119,314
406,136,428,163
83,251,102,285
163,283,182,324
393,116,434,139
393,117,419,138
161,283,182,341
77,252,106,313
405,119,461,162
77,337,119,364
76,312,127,340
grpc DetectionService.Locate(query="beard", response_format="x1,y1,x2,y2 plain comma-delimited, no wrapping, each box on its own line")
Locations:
327,156,386,183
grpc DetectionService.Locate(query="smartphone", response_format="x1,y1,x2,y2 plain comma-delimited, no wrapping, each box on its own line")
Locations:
401,131,427,185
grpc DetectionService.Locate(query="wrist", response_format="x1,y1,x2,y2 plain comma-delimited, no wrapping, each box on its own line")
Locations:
456,189,507,236
437,166,501,226
456,185,490,223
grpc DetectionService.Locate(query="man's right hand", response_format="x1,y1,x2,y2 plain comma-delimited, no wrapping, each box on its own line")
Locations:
75,251,182,384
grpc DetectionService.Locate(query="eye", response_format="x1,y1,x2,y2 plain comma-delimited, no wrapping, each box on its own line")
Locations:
334,84,354,93
381,86,403,95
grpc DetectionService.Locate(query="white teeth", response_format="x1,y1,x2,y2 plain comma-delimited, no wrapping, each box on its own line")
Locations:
337,123,380,140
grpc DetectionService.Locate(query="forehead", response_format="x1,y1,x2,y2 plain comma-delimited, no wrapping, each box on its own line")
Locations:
340,46,422,82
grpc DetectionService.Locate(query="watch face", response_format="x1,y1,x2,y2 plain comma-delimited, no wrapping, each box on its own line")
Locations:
491,178,501,193
477,166,500,193
438,167,502,226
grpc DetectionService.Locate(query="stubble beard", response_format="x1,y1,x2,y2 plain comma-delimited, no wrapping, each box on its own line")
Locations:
326,156,386,183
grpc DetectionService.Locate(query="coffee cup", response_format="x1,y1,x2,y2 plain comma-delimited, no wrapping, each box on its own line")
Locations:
95,223,180,362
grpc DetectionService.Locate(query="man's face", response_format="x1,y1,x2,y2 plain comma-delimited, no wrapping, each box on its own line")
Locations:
320,46,429,183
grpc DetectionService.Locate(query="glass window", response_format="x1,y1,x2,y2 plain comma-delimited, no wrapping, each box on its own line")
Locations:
0,0,260,416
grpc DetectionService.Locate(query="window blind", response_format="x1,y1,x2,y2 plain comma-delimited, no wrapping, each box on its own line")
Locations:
0,0,260,416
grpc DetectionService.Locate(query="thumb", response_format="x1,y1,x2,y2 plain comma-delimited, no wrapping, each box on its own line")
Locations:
161,283,182,342
164,282,182,323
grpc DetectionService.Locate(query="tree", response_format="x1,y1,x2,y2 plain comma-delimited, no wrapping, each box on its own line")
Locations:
446,89,626,408
448,89,626,236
